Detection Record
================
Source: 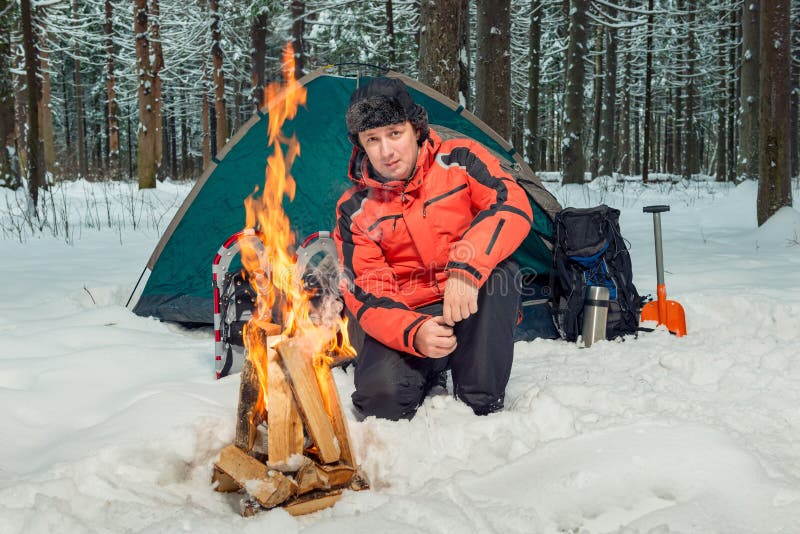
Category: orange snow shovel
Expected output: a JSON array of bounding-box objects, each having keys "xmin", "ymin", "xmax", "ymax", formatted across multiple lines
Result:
[{"xmin": 641, "ymin": 205, "xmax": 686, "ymax": 336}]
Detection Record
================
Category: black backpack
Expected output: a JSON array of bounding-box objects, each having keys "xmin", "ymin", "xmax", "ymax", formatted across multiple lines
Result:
[{"xmin": 548, "ymin": 205, "xmax": 643, "ymax": 341}]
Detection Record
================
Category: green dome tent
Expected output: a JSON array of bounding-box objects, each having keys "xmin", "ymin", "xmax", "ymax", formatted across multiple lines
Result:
[{"xmin": 127, "ymin": 68, "xmax": 561, "ymax": 324}]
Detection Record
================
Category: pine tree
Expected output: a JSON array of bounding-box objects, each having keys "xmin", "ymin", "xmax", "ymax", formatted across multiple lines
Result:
[
  {"xmin": 135, "ymin": 0, "xmax": 156, "ymax": 189},
  {"xmin": 562, "ymin": 0, "xmax": 588, "ymax": 184},
  {"xmin": 0, "ymin": 0, "xmax": 19, "ymax": 188},
  {"xmin": 418, "ymin": 0, "xmax": 463, "ymax": 100},
  {"xmin": 739, "ymin": 0, "xmax": 760, "ymax": 180},
  {"xmin": 21, "ymin": 0, "xmax": 44, "ymax": 206},
  {"xmin": 475, "ymin": 0, "xmax": 510, "ymax": 139},
  {"xmin": 210, "ymin": 0, "xmax": 227, "ymax": 154},
  {"xmin": 757, "ymin": 0, "xmax": 793, "ymax": 225}
]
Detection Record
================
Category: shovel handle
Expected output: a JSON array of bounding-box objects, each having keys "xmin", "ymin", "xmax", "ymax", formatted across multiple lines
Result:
[
  {"xmin": 643, "ymin": 205, "xmax": 669, "ymax": 287},
  {"xmin": 643, "ymin": 205, "xmax": 670, "ymax": 214}
]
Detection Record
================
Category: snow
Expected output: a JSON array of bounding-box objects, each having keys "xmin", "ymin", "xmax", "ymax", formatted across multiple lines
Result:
[{"xmin": 2, "ymin": 178, "xmax": 800, "ymax": 533}]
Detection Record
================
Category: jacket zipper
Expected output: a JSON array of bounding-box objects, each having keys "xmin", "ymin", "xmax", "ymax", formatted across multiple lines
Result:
[
  {"xmin": 367, "ymin": 214, "xmax": 402, "ymax": 233},
  {"xmin": 422, "ymin": 183, "xmax": 468, "ymax": 217}
]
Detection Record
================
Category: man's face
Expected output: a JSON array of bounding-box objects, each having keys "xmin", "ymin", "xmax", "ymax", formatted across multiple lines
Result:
[{"xmin": 357, "ymin": 121, "xmax": 420, "ymax": 181}]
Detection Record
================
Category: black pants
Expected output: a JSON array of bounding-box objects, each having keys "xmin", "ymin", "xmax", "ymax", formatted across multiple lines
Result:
[{"xmin": 352, "ymin": 260, "xmax": 521, "ymax": 420}]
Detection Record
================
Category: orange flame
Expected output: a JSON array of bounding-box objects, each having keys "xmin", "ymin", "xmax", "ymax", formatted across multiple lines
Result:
[{"xmin": 240, "ymin": 43, "xmax": 355, "ymax": 419}]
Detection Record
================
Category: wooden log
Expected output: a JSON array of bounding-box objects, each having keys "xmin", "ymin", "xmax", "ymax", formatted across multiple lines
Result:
[
  {"xmin": 247, "ymin": 472, "xmax": 296, "ymax": 509},
  {"xmin": 276, "ymin": 338, "xmax": 340, "ymax": 464},
  {"xmin": 350, "ymin": 467, "xmax": 370, "ymax": 491},
  {"xmin": 211, "ymin": 466, "xmax": 239, "ymax": 493},
  {"xmin": 214, "ymin": 444, "xmax": 296, "ymax": 508},
  {"xmin": 293, "ymin": 460, "xmax": 321, "ymax": 495},
  {"xmin": 235, "ymin": 326, "xmax": 284, "ymax": 453},
  {"xmin": 284, "ymin": 490, "xmax": 343, "ymax": 516},
  {"xmin": 295, "ymin": 461, "xmax": 356, "ymax": 496},
  {"xmin": 316, "ymin": 363, "xmax": 356, "ymax": 467},
  {"xmin": 267, "ymin": 342, "xmax": 304, "ymax": 469},
  {"xmin": 250, "ymin": 318, "xmax": 282, "ymax": 336},
  {"xmin": 234, "ymin": 351, "xmax": 261, "ymax": 452}
]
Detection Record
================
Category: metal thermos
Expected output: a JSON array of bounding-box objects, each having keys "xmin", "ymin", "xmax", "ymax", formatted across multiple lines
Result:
[{"xmin": 582, "ymin": 286, "xmax": 609, "ymax": 347}]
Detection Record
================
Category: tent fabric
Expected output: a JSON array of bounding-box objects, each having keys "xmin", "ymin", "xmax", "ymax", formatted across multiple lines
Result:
[{"xmin": 128, "ymin": 68, "xmax": 561, "ymax": 324}]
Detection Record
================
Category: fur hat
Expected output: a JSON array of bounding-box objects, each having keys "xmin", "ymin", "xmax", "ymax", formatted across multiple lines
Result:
[{"xmin": 346, "ymin": 77, "xmax": 429, "ymax": 147}]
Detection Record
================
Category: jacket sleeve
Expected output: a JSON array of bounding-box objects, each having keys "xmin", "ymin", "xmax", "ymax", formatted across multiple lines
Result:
[
  {"xmin": 444, "ymin": 140, "xmax": 533, "ymax": 287},
  {"xmin": 334, "ymin": 188, "xmax": 430, "ymax": 357}
]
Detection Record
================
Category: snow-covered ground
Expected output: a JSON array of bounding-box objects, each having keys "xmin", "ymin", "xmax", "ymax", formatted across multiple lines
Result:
[{"xmin": 1, "ymin": 177, "xmax": 799, "ymax": 533}]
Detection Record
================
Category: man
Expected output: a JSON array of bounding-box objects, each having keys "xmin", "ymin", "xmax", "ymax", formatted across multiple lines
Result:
[{"xmin": 334, "ymin": 77, "xmax": 532, "ymax": 420}]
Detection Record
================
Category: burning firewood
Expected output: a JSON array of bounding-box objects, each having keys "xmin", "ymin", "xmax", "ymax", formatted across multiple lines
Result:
[
  {"xmin": 212, "ymin": 42, "xmax": 367, "ymax": 517},
  {"xmin": 267, "ymin": 340, "xmax": 305, "ymax": 468},
  {"xmin": 276, "ymin": 338, "xmax": 341, "ymax": 464},
  {"xmin": 234, "ymin": 325, "xmax": 282, "ymax": 453},
  {"xmin": 213, "ymin": 445, "xmax": 296, "ymax": 508},
  {"xmin": 213, "ymin": 324, "xmax": 368, "ymax": 516},
  {"xmin": 234, "ymin": 354, "xmax": 261, "ymax": 453},
  {"xmin": 315, "ymin": 360, "xmax": 356, "ymax": 467}
]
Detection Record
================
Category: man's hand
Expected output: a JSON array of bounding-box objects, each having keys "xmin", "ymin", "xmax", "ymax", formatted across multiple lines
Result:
[
  {"xmin": 443, "ymin": 271, "xmax": 479, "ymax": 326},
  {"xmin": 414, "ymin": 316, "xmax": 457, "ymax": 358}
]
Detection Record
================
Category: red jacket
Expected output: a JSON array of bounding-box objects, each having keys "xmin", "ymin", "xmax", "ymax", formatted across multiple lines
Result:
[{"xmin": 334, "ymin": 128, "xmax": 532, "ymax": 356}]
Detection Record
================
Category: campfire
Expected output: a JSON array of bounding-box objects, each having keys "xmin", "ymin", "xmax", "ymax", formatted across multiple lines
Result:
[{"xmin": 211, "ymin": 44, "xmax": 366, "ymax": 517}]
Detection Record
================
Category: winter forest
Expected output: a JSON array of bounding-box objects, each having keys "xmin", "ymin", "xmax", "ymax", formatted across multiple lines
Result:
[{"xmin": 1, "ymin": 0, "xmax": 797, "ymax": 227}]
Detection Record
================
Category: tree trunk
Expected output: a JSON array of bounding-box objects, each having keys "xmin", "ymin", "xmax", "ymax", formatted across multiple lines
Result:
[
  {"xmin": 209, "ymin": 101, "xmax": 217, "ymax": 160},
  {"xmin": 37, "ymin": 27, "xmax": 55, "ymax": 181},
  {"xmin": 233, "ymin": 79, "xmax": 242, "ymax": 132},
  {"xmin": 598, "ymin": 6, "xmax": 618, "ymax": 178},
  {"xmin": 562, "ymin": 0, "xmax": 588, "ymax": 184},
  {"xmin": 71, "ymin": 0, "xmax": 88, "ymax": 179},
  {"xmin": 1, "ymin": 0, "xmax": 19, "ymax": 188},
  {"xmin": 291, "ymin": 0, "xmax": 305, "ymax": 75},
  {"xmin": 684, "ymin": 0, "xmax": 698, "ymax": 178},
  {"xmin": 419, "ymin": 0, "xmax": 463, "ymax": 101},
  {"xmin": 105, "ymin": 0, "xmax": 119, "ymax": 179},
  {"xmin": 673, "ymin": 86, "xmax": 683, "ymax": 177},
  {"xmin": 791, "ymin": 7, "xmax": 800, "ymax": 178},
  {"xmin": 457, "ymin": 0, "xmax": 470, "ymax": 108},
  {"xmin": 102, "ymin": 57, "xmax": 109, "ymax": 171},
  {"xmin": 161, "ymin": 94, "xmax": 170, "ymax": 179},
  {"xmin": 134, "ymin": 0, "xmax": 155, "ymax": 189},
  {"xmin": 250, "ymin": 10, "xmax": 267, "ymax": 110},
  {"xmin": 619, "ymin": 0, "xmax": 632, "ymax": 176},
  {"xmin": 386, "ymin": 0, "xmax": 396, "ymax": 66},
  {"xmin": 202, "ymin": 67, "xmax": 211, "ymax": 170},
  {"xmin": 654, "ymin": 113, "xmax": 661, "ymax": 173},
  {"xmin": 127, "ymin": 107, "xmax": 133, "ymax": 180},
  {"xmin": 727, "ymin": 9, "xmax": 738, "ymax": 182},
  {"xmin": 151, "ymin": 0, "xmax": 164, "ymax": 181},
  {"xmin": 739, "ymin": 0, "xmax": 760, "ymax": 180},
  {"xmin": 13, "ymin": 44, "xmax": 27, "ymax": 178},
  {"xmin": 210, "ymin": 0, "xmax": 227, "ymax": 154},
  {"xmin": 642, "ymin": 0, "xmax": 654, "ymax": 183},
  {"xmin": 716, "ymin": 22, "xmax": 727, "ymax": 182},
  {"xmin": 547, "ymin": 95, "xmax": 556, "ymax": 170},
  {"xmin": 664, "ymin": 88, "xmax": 673, "ymax": 174},
  {"xmin": 757, "ymin": 0, "xmax": 793, "ymax": 225},
  {"xmin": 475, "ymin": 0, "xmax": 510, "ymax": 139},
  {"xmin": 21, "ymin": 0, "xmax": 43, "ymax": 207},
  {"xmin": 526, "ymin": 0, "xmax": 542, "ymax": 169},
  {"xmin": 169, "ymin": 99, "xmax": 177, "ymax": 179},
  {"xmin": 180, "ymin": 90, "xmax": 189, "ymax": 178},
  {"xmin": 92, "ymin": 92, "xmax": 102, "ymax": 170},
  {"xmin": 60, "ymin": 58, "xmax": 70, "ymax": 157},
  {"xmin": 633, "ymin": 99, "xmax": 640, "ymax": 175},
  {"xmin": 590, "ymin": 24, "xmax": 603, "ymax": 179}
]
